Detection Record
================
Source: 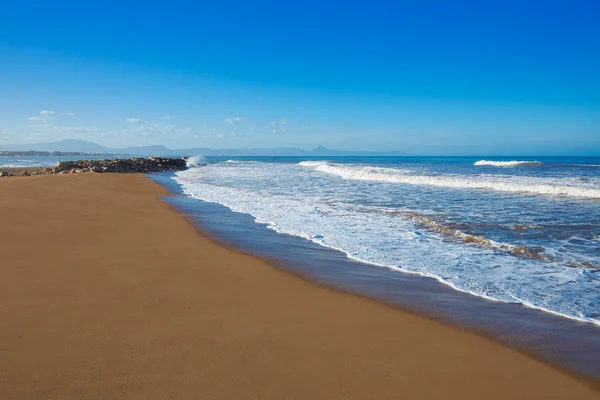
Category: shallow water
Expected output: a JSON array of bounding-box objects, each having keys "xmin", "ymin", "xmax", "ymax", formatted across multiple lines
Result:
[{"xmin": 174, "ymin": 156, "xmax": 600, "ymax": 326}]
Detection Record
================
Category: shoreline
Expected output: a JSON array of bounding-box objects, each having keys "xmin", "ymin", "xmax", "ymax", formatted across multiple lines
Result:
[
  {"xmin": 171, "ymin": 205, "xmax": 600, "ymax": 391},
  {"xmin": 1, "ymin": 173, "xmax": 598, "ymax": 399},
  {"xmin": 154, "ymin": 171, "xmax": 600, "ymax": 381}
]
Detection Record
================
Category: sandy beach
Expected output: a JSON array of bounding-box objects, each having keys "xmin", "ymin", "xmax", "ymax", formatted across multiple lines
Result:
[{"xmin": 0, "ymin": 173, "xmax": 598, "ymax": 399}]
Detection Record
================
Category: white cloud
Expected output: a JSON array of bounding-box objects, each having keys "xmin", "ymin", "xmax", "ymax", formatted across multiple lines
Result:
[
  {"xmin": 217, "ymin": 133, "xmax": 224, "ymax": 138},
  {"xmin": 163, "ymin": 115, "xmax": 171, "ymax": 120},
  {"xmin": 27, "ymin": 124, "xmax": 100, "ymax": 134},
  {"xmin": 126, "ymin": 118, "xmax": 144, "ymax": 123},
  {"xmin": 65, "ymin": 112, "xmax": 76, "ymax": 116},
  {"xmin": 231, "ymin": 131, "xmax": 239, "ymax": 137},
  {"xmin": 271, "ymin": 119, "xmax": 287, "ymax": 126},
  {"xmin": 225, "ymin": 117, "xmax": 243, "ymax": 125},
  {"xmin": 27, "ymin": 110, "xmax": 56, "ymax": 123},
  {"xmin": 18, "ymin": 123, "xmax": 102, "ymax": 143},
  {"xmin": 249, "ymin": 126, "xmax": 258, "ymax": 132},
  {"xmin": 110, "ymin": 123, "xmax": 194, "ymax": 140}
]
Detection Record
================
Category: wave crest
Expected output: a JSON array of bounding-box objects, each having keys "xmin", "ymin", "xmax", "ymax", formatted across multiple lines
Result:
[
  {"xmin": 299, "ymin": 161, "xmax": 412, "ymax": 180},
  {"xmin": 474, "ymin": 160, "xmax": 542, "ymax": 167},
  {"xmin": 299, "ymin": 162, "xmax": 600, "ymax": 199},
  {"xmin": 298, "ymin": 160, "xmax": 330, "ymax": 167},
  {"xmin": 186, "ymin": 155, "xmax": 207, "ymax": 168}
]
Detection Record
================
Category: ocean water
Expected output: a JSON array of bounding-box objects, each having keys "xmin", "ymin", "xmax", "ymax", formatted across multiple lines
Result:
[
  {"xmin": 174, "ymin": 156, "xmax": 600, "ymax": 326},
  {"xmin": 0, "ymin": 155, "xmax": 110, "ymax": 168}
]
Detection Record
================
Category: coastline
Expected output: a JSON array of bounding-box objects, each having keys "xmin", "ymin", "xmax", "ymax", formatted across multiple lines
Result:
[
  {"xmin": 154, "ymin": 170, "xmax": 600, "ymax": 380},
  {"xmin": 1, "ymin": 173, "xmax": 598, "ymax": 399}
]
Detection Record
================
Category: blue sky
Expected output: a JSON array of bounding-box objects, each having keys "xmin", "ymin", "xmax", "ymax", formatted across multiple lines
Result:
[{"xmin": 0, "ymin": 0, "xmax": 599, "ymax": 154}]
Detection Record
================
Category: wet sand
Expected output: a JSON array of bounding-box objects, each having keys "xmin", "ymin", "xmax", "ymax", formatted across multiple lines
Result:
[
  {"xmin": 0, "ymin": 166, "xmax": 48, "ymax": 176},
  {"xmin": 0, "ymin": 173, "xmax": 598, "ymax": 399}
]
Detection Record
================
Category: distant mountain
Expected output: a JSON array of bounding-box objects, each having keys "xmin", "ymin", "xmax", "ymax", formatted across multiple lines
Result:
[
  {"xmin": 0, "ymin": 140, "xmax": 404, "ymax": 157},
  {"xmin": 2, "ymin": 139, "xmax": 112, "ymax": 154},
  {"xmin": 123, "ymin": 145, "xmax": 172, "ymax": 155}
]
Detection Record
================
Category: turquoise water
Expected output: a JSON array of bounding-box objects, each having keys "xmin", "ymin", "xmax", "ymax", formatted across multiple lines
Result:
[{"xmin": 175, "ymin": 156, "xmax": 600, "ymax": 326}]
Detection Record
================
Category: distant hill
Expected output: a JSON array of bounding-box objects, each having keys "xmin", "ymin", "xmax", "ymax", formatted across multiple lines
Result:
[
  {"xmin": 0, "ymin": 140, "xmax": 404, "ymax": 157},
  {"xmin": 2, "ymin": 139, "xmax": 112, "ymax": 154}
]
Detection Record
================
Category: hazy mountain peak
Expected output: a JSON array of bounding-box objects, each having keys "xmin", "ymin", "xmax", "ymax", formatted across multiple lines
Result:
[{"xmin": 0, "ymin": 140, "xmax": 403, "ymax": 157}]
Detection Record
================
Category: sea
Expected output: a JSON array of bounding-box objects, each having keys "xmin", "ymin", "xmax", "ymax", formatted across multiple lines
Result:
[
  {"xmin": 5, "ymin": 155, "xmax": 600, "ymax": 377},
  {"xmin": 0, "ymin": 155, "xmax": 110, "ymax": 168}
]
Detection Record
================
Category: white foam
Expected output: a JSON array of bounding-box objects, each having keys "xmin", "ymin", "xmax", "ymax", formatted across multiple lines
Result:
[
  {"xmin": 474, "ymin": 160, "xmax": 542, "ymax": 167},
  {"xmin": 297, "ymin": 160, "xmax": 330, "ymax": 167},
  {"xmin": 186, "ymin": 155, "xmax": 207, "ymax": 168},
  {"xmin": 300, "ymin": 162, "xmax": 600, "ymax": 199},
  {"xmin": 172, "ymin": 161, "xmax": 600, "ymax": 326},
  {"xmin": 300, "ymin": 162, "xmax": 413, "ymax": 180}
]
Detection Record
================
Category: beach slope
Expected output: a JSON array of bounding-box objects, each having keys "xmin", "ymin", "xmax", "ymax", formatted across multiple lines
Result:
[{"xmin": 0, "ymin": 174, "xmax": 597, "ymax": 399}]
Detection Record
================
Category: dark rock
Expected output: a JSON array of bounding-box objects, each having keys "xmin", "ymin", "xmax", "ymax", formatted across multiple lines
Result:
[
  {"xmin": 0, "ymin": 157, "xmax": 188, "ymax": 178},
  {"xmin": 53, "ymin": 157, "xmax": 187, "ymax": 174}
]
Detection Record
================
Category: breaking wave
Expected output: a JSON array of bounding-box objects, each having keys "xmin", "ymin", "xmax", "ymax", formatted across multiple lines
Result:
[
  {"xmin": 298, "ymin": 161, "xmax": 412, "ymax": 180},
  {"xmin": 297, "ymin": 161, "xmax": 329, "ymax": 167},
  {"xmin": 474, "ymin": 160, "xmax": 542, "ymax": 167},
  {"xmin": 299, "ymin": 162, "xmax": 600, "ymax": 199},
  {"xmin": 186, "ymin": 155, "xmax": 207, "ymax": 168},
  {"xmin": 173, "ymin": 162, "xmax": 600, "ymax": 326}
]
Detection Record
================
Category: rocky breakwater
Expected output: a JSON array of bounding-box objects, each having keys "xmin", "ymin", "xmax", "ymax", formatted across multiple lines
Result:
[
  {"xmin": 0, "ymin": 157, "xmax": 188, "ymax": 177},
  {"xmin": 54, "ymin": 157, "xmax": 188, "ymax": 174}
]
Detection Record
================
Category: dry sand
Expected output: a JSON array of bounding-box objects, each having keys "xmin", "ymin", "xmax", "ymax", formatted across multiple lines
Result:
[{"xmin": 0, "ymin": 173, "xmax": 598, "ymax": 399}]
